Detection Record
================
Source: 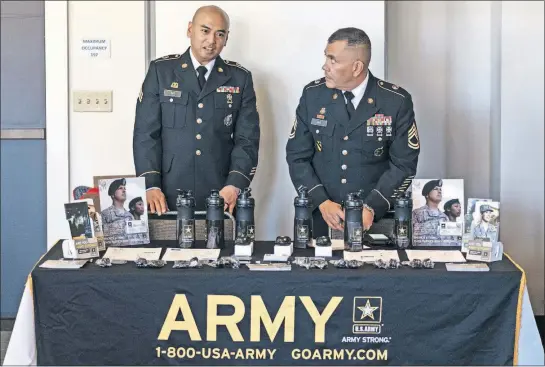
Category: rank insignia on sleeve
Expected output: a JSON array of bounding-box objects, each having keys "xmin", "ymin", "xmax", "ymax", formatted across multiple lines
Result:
[
  {"xmin": 289, "ymin": 118, "xmax": 298, "ymax": 139},
  {"xmin": 408, "ymin": 121, "xmax": 420, "ymax": 150}
]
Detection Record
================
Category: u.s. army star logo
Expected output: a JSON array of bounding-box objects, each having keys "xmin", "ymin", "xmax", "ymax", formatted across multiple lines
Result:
[
  {"xmin": 408, "ymin": 121, "xmax": 420, "ymax": 150},
  {"xmin": 352, "ymin": 297, "xmax": 383, "ymax": 335},
  {"xmin": 353, "ymin": 297, "xmax": 382, "ymax": 324},
  {"xmin": 289, "ymin": 118, "xmax": 298, "ymax": 139}
]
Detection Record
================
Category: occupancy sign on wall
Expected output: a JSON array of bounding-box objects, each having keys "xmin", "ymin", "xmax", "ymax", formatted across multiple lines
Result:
[{"xmin": 80, "ymin": 38, "xmax": 110, "ymax": 58}]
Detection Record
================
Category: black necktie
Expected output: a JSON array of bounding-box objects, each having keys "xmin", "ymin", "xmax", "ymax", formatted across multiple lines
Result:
[
  {"xmin": 197, "ymin": 66, "xmax": 207, "ymax": 90},
  {"xmin": 344, "ymin": 91, "xmax": 356, "ymax": 118}
]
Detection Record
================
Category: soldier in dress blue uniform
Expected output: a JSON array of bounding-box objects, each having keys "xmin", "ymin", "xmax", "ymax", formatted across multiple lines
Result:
[
  {"xmin": 133, "ymin": 5, "xmax": 260, "ymax": 214},
  {"xmin": 286, "ymin": 28, "xmax": 420, "ymax": 237},
  {"xmin": 472, "ymin": 204, "xmax": 498, "ymax": 242}
]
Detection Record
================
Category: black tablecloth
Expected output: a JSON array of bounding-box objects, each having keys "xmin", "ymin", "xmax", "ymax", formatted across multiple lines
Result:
[{"xmin": 32, "ymin": 240, "xmax": 523, "ymax": 365}]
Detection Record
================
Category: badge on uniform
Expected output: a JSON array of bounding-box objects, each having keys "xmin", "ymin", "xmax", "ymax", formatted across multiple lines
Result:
[
  {"xmin": 170, "ymin": 82, "xmax": 179, "ymax": 89},
  {"xmin": 226, "ymin": 93, "xmax": 233, "ymax": 108},
  {"xmin": 376, "ymin": 126, "xmax": 383, "ymax": 137},
  {"xmin": 367, "ymin": 126, "xmax": 374, "ymax": 136},
  {"xmin": 164, "ymin": 89, "xmax": 182, "ymax": 98},
  {"xmin": 224, "ymin": 114, "xmax": 233, "ymax": 127},
  {"xmin": 316, "ymin": 141, "xmax": 322, "ymax": 152},
  {"xmin": 367, "ymin": 114, "xmax": 393, "ymax": 126},
  {"xmin": 216, "ymin": 86, "xmax": 240, "ymax": 93},
  {"xmin": 386, "ymin": 126, "xmax": 392, "ymax": 137},
  {"xmin": 374, "ymin": 147, "xmax": 384, "ymax": 157},
  {"xmin": 311, "ymin": 118, "xmax": 327, "ymax": 127}
]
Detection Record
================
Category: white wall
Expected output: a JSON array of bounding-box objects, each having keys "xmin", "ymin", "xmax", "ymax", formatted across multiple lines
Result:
[
  {"xmin": 155, "ymin": 0, "xmax": 385, "ymax": 241},
  {"xmin": 45, "ymin": 0, "xmax": 70, "ymax": 247},
  {"xmin": 388, "ymin": 0, "xmax": 544, "ymax": 314},
  {"xmin": 68, "ymin": 1, "xmax": 146, "ymax": 191},
  {"xmin": 500, "ymin": 1, "xmax": 544, "ymax": 315}
]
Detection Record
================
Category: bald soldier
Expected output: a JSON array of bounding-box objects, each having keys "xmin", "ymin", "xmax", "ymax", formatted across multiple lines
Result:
[
  {"xmin": 286, "ymin": 28, "xmax": 420, "ymax": 237},
  {"xmin": 133, "ymin": 5, "xmax": 260, "ymax": 214}
]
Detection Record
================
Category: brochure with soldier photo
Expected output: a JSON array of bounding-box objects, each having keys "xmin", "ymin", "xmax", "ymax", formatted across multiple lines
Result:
[
  {"xmin": 470, "ymin": 201, "xmax": 500, "ymax": 242},
  {"xmin": 64, "ymin": 201, "xmax": 94, "ymax": 239},
  {"xmin": 98, "ymin": 177, "xmax": 150, "ymax": 246},
  {"xmin": 465, "ymin": 198, "xmax": 492, "ymax": 234},
  {"xmin": 411, "ymin": 179, "xmax": 464, "ymax": 247}
]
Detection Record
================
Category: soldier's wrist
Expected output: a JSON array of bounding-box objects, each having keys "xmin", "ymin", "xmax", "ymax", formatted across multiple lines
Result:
[{"xmin": 363, "ymin": 204, "xmax": 375, "ymax": 218}]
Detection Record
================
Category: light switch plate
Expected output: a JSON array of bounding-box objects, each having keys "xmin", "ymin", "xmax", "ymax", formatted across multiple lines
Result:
[{"xmin": 73, "ymin": 90, "xmax": 113, "ymax": 112}]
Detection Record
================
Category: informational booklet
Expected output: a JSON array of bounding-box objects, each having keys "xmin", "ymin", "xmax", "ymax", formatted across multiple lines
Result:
[
  {"xmin": 98, "ymin": 177, "xmax": 150, "ymax": 247},
  {"xmin": 103, "ymin": 247, "xmax": 161, "ymax": 261},
  {"xmin": 64, "ymin": 200, "xmax": 94, "ymax": 239},
  {"xmin": 246, "ymin": 264, "xmax": 291, "ymax": 271},
  {"xmin": 470, "ymin": 201, "xmax": 500, "ymax": 242},
  {"xmin": 446, "ymin": 263, "xmax": 489, "ymax": 272},
  {"xmin": 162, "ymin": 248, "xmax": 220, "ymax": 262},
  {"xmin": 405, "ymin": 250, "xmax": 466, "ymax": 263},
  {"xmin": 466, "ymin": 198, "xmax": 492, "ymax": 234},
  {"xmin": 411, "ymin": 179, "xmax": 464, "ymax": 247},
  {"xmin": 39, "ymin": 259, "xmax": 88, "ymax": 269},
  {"xmin": 343, "ymin": 250, "xmax": 400, "ymax": 262}
]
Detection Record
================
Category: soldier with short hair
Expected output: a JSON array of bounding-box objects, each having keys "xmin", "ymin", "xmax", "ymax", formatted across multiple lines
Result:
[{"xmin": 285, "ymin": 27, "xmax": 420, "ymax": 237}]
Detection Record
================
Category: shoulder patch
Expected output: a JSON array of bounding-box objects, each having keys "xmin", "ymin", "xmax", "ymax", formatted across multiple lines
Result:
[
  {"xmin": 224, "ymin": 59, "xmax": 249, "ymax": 73},
  {"xmin": 154, "ymin": 54, "xmax": 181, "ymax": 63},
  {"xmin": 304, "ymin": 77, "xmax": 326, "ymax": 90},
  {"xmin": 377, "ymin": 80, "xmax": 408, "ymax": 98}
]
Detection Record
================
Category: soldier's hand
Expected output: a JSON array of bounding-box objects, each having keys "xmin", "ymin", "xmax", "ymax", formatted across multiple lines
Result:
[
  {"xmin": 146, "ymin": 188, "xmax": 168, "ymax": 215},
  {"xmin": 362, "ymin": 206, "xmax": 374, "ymax": 231},
  {"xmin": 219, "ymin": 185, "xmax": 239, "ymax": 214},
  {"xmin": 319, "ymin": 200, "xmax": 344, "ymax": 231}
]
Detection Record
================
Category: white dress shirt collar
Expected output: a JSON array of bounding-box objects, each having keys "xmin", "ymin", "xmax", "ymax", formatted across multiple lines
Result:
[
  {"xmin": 343, "ymin": 71, "xmax": 370, "ymax": 109},
  {"xmin": 189, "ymin": 47, "xmax": 216, "ymax": 80}
]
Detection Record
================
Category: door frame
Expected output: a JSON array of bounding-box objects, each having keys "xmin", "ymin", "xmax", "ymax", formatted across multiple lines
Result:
[{"xmin": 45, "ymin": 0, "xmax": 70, "ymax": 249}]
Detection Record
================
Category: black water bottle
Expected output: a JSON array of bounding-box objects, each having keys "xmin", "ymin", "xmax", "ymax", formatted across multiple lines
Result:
[
  {"xmin": 344, "ymin": 191, "xmax": 364, "ymax": 252},
  {"xmin": 176, "ymin": 189, "xmax": 195, "ymax": 248},
  {"xmin": 205, "ymin": 189, "xmax": 225, "ymax": 249},
  {"xmin": 294, "ymin": 186, "xmax": 313, "ymax": 249},
  {"xmin": 236, "ymin": 188, "xmax": 255, "ymax": 240},
  {"xmin": 394, "ymin": 191, "xmax": 412, "ymax": 249}
]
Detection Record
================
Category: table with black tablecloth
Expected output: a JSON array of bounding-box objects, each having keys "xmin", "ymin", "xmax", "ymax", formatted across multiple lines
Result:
[{"xmin": 31, "ymin": 240, "xmax": 527, "ymax": 366}]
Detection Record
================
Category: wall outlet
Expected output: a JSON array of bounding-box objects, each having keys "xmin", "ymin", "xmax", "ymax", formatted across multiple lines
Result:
[{"xmin": 73, "ymin": 90, "xmax": 113, "ymax": 112}]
